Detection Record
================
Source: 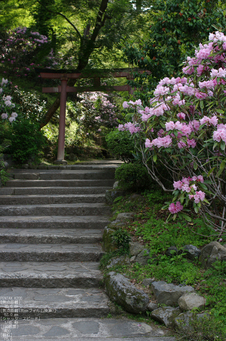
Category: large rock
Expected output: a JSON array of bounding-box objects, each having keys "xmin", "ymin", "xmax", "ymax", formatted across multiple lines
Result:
[
  {"xmin": 105, "ymin": 272, "xmax": 149, "ymax": 314},
  {"xmin": 136, "ymin": 248, "xmax": 151, "ymax": 265},
  {"xmin": 130, "ymin": 242, "xmax": 144, "ymax": 256},
  {"xmin": 199, "ymin": 241, "xmax": 226, "ymax": 268},
  {"xmin": 116, "ymin": 212, "xmax": 134, "ymax": 222},
  {"xmin": 105, "ymin": 189, "xmax": 125, "ymax": 204},
  {"xmin": 175, "ymin": 311, "xmax": 210, "ymax": 333},
  {"xmin": 151, "ymin": 281, "xmax": 194, "ymax": 306},
  {"xmin": 106, "ymin": 255, "xmax": 130, "ymax": 269},
  {"xmin": 182, "ymin": 245, "xmax": 201, "ymax": 260},
  {"xmin": 151, "ymin": 306, "xmax": 181, "ymax": 327},
  {"xmin": 102, "ymin": 227, "xmax": 118, "ymax": 252},
  {"xmin": 178, "ymin": 293, "xmax": 206, "ymax": 311}
]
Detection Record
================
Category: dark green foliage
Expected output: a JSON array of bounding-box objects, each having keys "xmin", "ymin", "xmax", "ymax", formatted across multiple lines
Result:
[
  {"xmin": 105, "ymin": 129, "xmax": 135, "ymax": 162},
  {"xmin": 7, "ymin": 119, "xmax": 46, "ymax": 164},
  {"xmin": 124, "ymin": 0, "xmax": 226, "ymax": 96},
  {"xmin": 115, "ymin": 163, "xmax": 151, "ymax": 192},
  {"xmin": 112, "ymin": 228, "xmax": 131, "ymax": 252}
]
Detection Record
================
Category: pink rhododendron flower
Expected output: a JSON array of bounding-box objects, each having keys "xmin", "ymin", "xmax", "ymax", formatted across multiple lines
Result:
[
  {"xmin": 173, "ymin": 180, "xmax": 183, "ymax": 190},
  {"xmin": 1, "ymin": 113, "xmax": 8, "ymax": 119},
  {"xmin": 145, "ymin": 138, "xmax": 152, "ymax": 148},
  {"xmin": 8, "ymin": 116, "xmax": 16, "ymax": 122},
  {"xmin": 118, "ymin": 124, "xmax": 125, "ymax": 131},
  {"xmin": 177, "ymin": 112, "xmax": 186, "ymax": 120},
  {"xmin": 165, "ymin": 121, "xmax": 175, "ymax": 131},
  {"xmin": 187, "ymin": 139, "xmax": 196, "ymax": 148},
  {"xmin": 122, "ymin": 101, "xmax": 129, "ymax": 109},
  {"xmin": 150, "ymin": 135, "xmax": 172, "ymax": 148},
  {"xmin": 169, "ymin": 201, "xmax": 183, "ymax": 214},
  {"xmin": 213, "ymin": 128, "xmax": 226, "ymax": 143}
]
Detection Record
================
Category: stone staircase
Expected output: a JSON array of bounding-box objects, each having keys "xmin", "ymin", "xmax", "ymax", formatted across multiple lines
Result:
[{"xmin": 0, "ymin": 162, "xmax": 176, "ymax": 341}]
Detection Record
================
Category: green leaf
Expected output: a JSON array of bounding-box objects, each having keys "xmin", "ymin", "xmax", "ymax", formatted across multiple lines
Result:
[
  {"xmin": 207, "ymin": 167, "xmax": 215, "ymax": 177},
  {"xmin": 216, "ymin": 109, "xmax": 225, "ymax": 114},
  {"xmin": 216, "ymin": 161, "xmax": 226, "ymax": 178},
  {"xmin": 193, "ymin": 162, "xmax": 198, "ymax": 170},
  {"xmin": 181, "ymin": 213, "xmax": 192, "ymax": 222},
  {"xmin": 194, "ymin": 206, "xmax": 199, "ymax": 214},
  {"xmin": 200, "ymin": 101, "xmax": 204, "ymax": 110},
  {"xmin": 153, "ymin": 154, "xmax": 157, "ymax": 163}
]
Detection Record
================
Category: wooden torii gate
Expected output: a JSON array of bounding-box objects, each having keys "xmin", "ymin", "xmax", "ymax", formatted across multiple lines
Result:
[{"xmin": 40, "ymin": 68, "xmax": 150, "ymax": 163}]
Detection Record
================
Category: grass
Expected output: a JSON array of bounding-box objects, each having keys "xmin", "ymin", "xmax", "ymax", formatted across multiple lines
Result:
[{"xmin": 102, "ymin": 188, "xmax": 226, "ymax": 340}]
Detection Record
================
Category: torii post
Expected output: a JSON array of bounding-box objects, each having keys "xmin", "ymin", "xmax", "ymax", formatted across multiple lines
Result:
[{"xmin": 40, "ymin": 69, "xmax": 150, "ymax": 163}]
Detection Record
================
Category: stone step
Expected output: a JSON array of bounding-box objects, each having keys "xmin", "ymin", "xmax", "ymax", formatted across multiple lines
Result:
[
  {"xmin": 0, "ymin": 243, "xmax": 104, "ymax": 262},
  {"xmin": 5, "ymin": 179, "xmax": 115, "ymax": 187},
  {"xmin": 0, "ymin": 318, "xmax": 176, "ymax": 340},
  {"xmin": 0, "ymin": 216, "xmax": 109, "ymax": 229},
  {"xmin": 0, "ymin": 194, "xmax": 106, "ymax": 205},
  {"xmin": 0, "ymin": 287, "xmax": 110, "ymax": 319},
  {"xmin": 11, "ymin": 170, "xmax": 115, "ymax": 180},
  {"xmin": 0, "ymin": 262, "xmax": 102, "ymax": 288},
  {"xmin": 0, "ymin": 186, "xmax": 111, "ymax": 195},
  {"xmin": 0, "ymin": 228, "xmax": 103, "ymax": 244},
  {"xmin": 0, "ymin": 203, "xmax": 111, "ymax": 216}
]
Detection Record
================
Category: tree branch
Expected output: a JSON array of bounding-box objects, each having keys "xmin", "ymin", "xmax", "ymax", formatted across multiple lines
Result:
[{"xmin": 36, "ymin": 0, "xmax": 82, "ymax": 40}]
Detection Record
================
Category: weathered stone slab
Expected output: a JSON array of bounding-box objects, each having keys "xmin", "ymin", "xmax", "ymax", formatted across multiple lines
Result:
[
  {"xmin": 151, "ymin": 281, "xmax": 194, "ymax": 306},
  {"xmin": 0, "ymin": 318, "xmax": 176, "ymax": 341},
  {"xmin": 0, "ymin": 243, "xmax": 104, "ymax": 262},
  {"xmin": 0, "ymin": 228, "xmax": 103, "ymax": 244},
  {"xmin": 6, "ymin": 179, "xmax": 115, "ymax": 187},
  {"xmin": 0, "ymin": 203, "xmax": 111, "ymax": 216},
  {"xmin": 0, "ymin": 216, "xmax": 109, "ymax": 229},
  {"xmin": 0, "ymin": 194, "xmax": 106, "ymax": 205},
  {"xmin": 105, "ymin": 272, "xmax": 149, "ymax": 314},
  {"xmin": 0, "ymin": 261, "xmax": 102, "ymax": 288},
  {"xmin": 0, "ymin": 287, "xmax": 110, "ymax": 319}
]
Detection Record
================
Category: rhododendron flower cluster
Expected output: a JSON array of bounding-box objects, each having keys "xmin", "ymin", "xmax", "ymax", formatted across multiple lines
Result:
[
  {"xmin": 0, "ymin": 78, "xmax": 18, "ymax": 123},
  {"xmin": 119, "ymin": 31, "xmax": 226, "ymax": 234}
]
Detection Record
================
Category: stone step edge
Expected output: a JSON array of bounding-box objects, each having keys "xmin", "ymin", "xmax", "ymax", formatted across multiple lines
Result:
[{"xmin": 0, "ymin": 228, "xmax": 103, "ymax": 244}]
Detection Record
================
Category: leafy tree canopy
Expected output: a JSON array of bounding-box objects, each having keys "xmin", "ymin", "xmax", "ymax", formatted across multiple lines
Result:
[{"xmin": 123, "ymin": 0, "xmax": 226, "ymax": 101}]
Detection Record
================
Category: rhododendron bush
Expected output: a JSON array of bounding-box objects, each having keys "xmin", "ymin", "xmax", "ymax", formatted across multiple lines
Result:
[{"xmin": 120, "ymin": 31, "xmax": 226, "ymax": 236}]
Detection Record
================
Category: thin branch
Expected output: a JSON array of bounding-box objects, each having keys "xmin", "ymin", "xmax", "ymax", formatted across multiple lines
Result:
[{"xmin": 36, "ymin": 0, "xmax": 82, "ymax": 40}]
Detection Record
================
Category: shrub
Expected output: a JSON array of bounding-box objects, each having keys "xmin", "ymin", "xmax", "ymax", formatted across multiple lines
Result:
[
  {"xmin": 119, "ymin": 31, "xmax": 226, "ymax": 236},
  {"xmin": 7, "ymin": 119, "xmax": 46, "ymax": 164},
  {"xmin": 115, "ymin": 163, "xmax": 151, "ymax": 192},
  {"xmin": 105, "ymin": 129, "xmax": 135, "ymax": 162}
]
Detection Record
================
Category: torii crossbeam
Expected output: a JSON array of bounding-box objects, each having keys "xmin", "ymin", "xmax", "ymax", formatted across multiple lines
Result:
[{"xmin": 40, "ymin": 68, "xmax": 150, "ymax": 163}]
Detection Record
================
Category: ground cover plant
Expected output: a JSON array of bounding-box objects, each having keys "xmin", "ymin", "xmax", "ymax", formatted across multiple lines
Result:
[{"xmin": 102, "ymin": 190, "xmax": 226, "ymax": 340}]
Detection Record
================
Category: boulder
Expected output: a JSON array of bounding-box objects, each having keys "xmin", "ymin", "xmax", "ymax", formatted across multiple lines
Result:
[
  {"xmin": 142, "ymin": 278, "xmax": 155, "ymax": 287},
  {"xmin": 174, "ymin": 312, "xmax": 193, "ymax": 332},
  {"xmin": 105, "ymin": 272, "xmax": 149, "ymax": 314},
  {"xmin": 151, "ymin": 281, "xmax": 194, "ymax": 306},
  {"xmin": 147, "ymin": 302, "xmax": 158, "ymax": 311},
  {"xmin": 166, "ymin": 246, "xmax": 178, "ymax": 257},
  {"xmin": 199, "ymin": 241, "xmax": 226, "ymax": 268},
  {"xmin": 182, "ymin": 245, "xmax": 201, "ymax": 260},
  {"xmin": 105, "ymin": 189, "xmax": 125, "ymax": 204},
  {"xmin": 175, "ymin": 311, "xmax": 210, "ymax": 333},
  {"xmin": 130, "ymin": 242, "xmax": 145, "ymax": 256},
  {"xmin": 151, "ymin": 306, "xmax": 181, "ymax": 327},
  {"xmin": 136, "ymin": 248, "xmax": 151, "ymax": 265},
  {"xmin": 102, "ymin": 227, "xmax": 118, "ymax": 252},
  {"xmin": 178, "ymin": 292, "xmax": 206, "ymax": 311},
  {"xmin": 106, "ymin": 255, "xmax": 130, "ymax": 269},
  {"xmin": 116, "ymin": 212, "xmax": 134, "ymax": 222}
]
